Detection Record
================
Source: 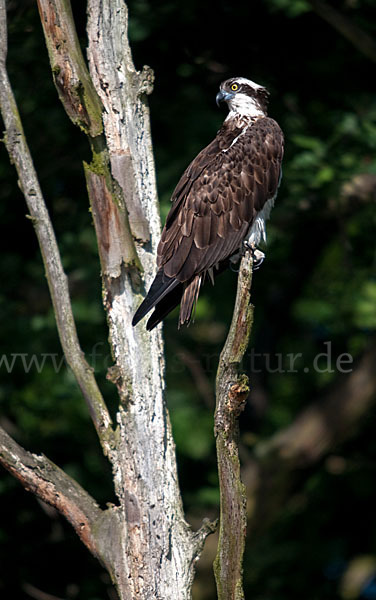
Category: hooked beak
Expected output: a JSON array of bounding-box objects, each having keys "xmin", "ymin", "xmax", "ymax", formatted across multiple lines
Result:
[{"xmin": 216, "ymin": 90, "xmax": 235, "ymax": 107}]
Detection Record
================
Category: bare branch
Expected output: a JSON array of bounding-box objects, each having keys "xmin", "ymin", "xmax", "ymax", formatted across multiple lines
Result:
[
  {"xmin": 36, "ymin": 0, "xmax": 103, "ymax": 136},
  {"xmin": 23, "ymin": 583, "xmax": 66, "ymax": 600},
  {"xmin": 214, "ymin": 251, "xmax": 254, "ymax": 600},
  {"xmin": 0, "ymin": 422, "xmax": 123, "ymax": 579},
  {"xmin": 0, "ymin": 0, "xmax": 114, "ymax": 454},
  {"xmin": 1, "ymin": 2, "xmax": 214, "ymax": 597},
  {"xmin": 0, "ymin": 424, "xmax": 104, "ymax": 559},
  {"xmin": 308, "ymin": 0, "xmax": 376, "ymax": 64}
]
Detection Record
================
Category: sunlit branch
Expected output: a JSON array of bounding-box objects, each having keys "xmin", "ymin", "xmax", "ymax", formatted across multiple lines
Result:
[{"xmin": 214, "ymin": 251, "xmax": 254, "ymax": 600}]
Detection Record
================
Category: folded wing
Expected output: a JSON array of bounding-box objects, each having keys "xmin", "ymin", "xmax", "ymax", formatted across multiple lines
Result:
[{"xmin": 132, "ymin": 117, "xmax": 284, "ymax": 329}]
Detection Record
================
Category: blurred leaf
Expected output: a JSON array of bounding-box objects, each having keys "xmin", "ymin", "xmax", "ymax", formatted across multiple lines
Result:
[
  {"xmin": 170, "ymin": 401, "xmax": 213, "ymax": 460},
  {"xmin": 353, "ymin": 281, "xmax": 376, "ymax": 329}
]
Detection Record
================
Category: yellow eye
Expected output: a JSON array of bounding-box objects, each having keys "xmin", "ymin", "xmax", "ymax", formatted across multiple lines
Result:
[{"xmin": 231, "ymin": 83, "xmax": 239, "ymax": 91}]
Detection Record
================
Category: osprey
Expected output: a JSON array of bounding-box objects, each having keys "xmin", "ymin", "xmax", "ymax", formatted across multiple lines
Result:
[{"xmin": 132, "ymin": 77, "xmax": 284, "ymax": 330}]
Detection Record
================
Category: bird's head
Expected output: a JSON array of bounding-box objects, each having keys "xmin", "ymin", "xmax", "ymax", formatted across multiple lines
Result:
[{"xmin": 216, "ymin": 77, "xmax": 270, "ymax": 118}]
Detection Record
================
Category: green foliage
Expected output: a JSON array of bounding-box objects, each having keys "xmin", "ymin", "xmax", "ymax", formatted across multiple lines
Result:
[
  {"xmin": 354, "ymin": 282, "xmax": 376, "ymax": 329},
  {"xmin": 265, "ymin": 0, "xmax": 311, "ymax": 17},
  {"xmin": 171, "ymin": 396, "xmax": 214, "ymax": 460}
]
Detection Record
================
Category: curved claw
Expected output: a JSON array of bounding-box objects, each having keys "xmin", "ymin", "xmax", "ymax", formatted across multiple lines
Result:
[
  {"xmin": 242, "ymin": 241, "xmax": 265, "ymax": 270},
  {"xmin": 252, "ymin": 248, "xmax": 265, "ymax": 270}
]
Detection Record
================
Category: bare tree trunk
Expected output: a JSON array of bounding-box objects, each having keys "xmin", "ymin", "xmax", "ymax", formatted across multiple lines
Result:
[
  {"xmin": 83, "ymin": 3, "xmax": 213, "ymax": 596},
  {"xmin": 82, "ymin": 3, "xmax": 209, "ymax": 594}
]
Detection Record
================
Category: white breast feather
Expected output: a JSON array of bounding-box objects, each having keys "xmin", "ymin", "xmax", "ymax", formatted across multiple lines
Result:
[{"xmin": 247, "ymin": 196, "xmax": 276, "ymax": 246}]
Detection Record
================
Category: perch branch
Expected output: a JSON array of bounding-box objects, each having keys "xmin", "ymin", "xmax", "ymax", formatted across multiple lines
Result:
[
  {"xmin": 214, "ymin": 251, "xmax": 255, "ymax": 600},
  {"xmin": 0, "ymin": 0, "xmax": 114, "ymax": 454}
]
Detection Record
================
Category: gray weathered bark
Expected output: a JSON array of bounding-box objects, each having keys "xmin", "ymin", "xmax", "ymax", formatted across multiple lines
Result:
[
  {"xmin": 83, "ymin": 3, "xmax": 212, "ymax": 597},
  {"xmin": 214, "ymin": 251, "xmax": 254, "ymax": 600}
]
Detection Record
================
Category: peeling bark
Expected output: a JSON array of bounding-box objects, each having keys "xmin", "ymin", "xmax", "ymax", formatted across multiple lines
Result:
[
  {"xmin": 84, "ymin": 165, "xmax": 139, "ymax": 278},
  {"xmin": 86, "ymin": 1, "xmax": 151, "ymax": 244},
  {"xmin": 36, "ymin": 0, "xmax": 103, "ymax": 135}
]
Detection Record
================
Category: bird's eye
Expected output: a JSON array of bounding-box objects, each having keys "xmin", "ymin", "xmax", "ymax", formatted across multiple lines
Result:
[{"xmin": 231, "ymin": 83, "xmax": 239, "ymax": 91}]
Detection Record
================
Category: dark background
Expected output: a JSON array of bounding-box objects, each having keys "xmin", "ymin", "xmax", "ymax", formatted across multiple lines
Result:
[{"xmin": 1, "ymin": 0, "xmax": 376, "ymax": 598}]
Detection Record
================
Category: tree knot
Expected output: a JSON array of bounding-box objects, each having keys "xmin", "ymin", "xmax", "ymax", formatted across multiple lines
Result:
[
  {"xmin": 138, "ymin": 65, "xmax": 154, "ymax": 96},
  {"xmin": 227, "ymin": 375, "xmax": 249, "ymax": 416}
]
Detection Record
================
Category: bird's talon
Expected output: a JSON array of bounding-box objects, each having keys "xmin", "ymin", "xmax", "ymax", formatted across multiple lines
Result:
[
  {"xmin": 252, "ymin": 249, "xmax": 265, "ymax": 270},
  {"xmin": 242, "ymin": 240, "xmax": 253, "ymax": 256}
]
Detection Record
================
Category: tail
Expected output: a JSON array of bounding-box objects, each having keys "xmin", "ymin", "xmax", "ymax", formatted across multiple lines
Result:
[
  {"xmin": 178, "ymin": 275, "xmax": 202, "ymax": 328},
  {"xmin": 132, "ymin": 270, "xmax": 180, "ymax": 327},
  {"xmin": 132, "ymin": 271, "xmax": 203, "ymax": 331},
  {"xmin": 145, "ymin": 282, "xmax": 184, "ymax": 330}
]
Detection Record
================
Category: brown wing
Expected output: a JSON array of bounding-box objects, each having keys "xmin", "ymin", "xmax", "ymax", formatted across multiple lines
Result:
[{"xmin": 157, "ymin": 117, "xmax": 284, "ymax": 282}]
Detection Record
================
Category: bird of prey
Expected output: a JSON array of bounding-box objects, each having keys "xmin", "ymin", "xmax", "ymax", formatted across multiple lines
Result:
[{"xmin": 132, "ymin": 76, "xmax": 284, "ymax": 331}]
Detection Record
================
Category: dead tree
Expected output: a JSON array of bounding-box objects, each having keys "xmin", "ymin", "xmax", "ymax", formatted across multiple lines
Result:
[{"xmin": 0, "ymin": 1, "xmax": 251, "ymax": 598}]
